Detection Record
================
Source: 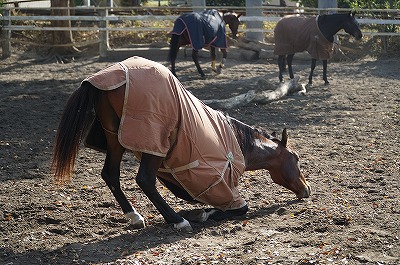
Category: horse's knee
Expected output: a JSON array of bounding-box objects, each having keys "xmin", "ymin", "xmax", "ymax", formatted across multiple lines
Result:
[{"xmin": 209, "ymin": 204, "xmax": 249, "ymax": 222}]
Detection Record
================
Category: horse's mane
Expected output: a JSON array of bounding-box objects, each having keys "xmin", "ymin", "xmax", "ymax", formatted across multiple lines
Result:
[{"xmin": 226, "ymin": 115, "xmax": 278, "ymax": 152}]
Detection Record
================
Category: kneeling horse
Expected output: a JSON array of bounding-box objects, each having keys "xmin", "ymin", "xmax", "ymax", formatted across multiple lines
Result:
[{"xmin": 52, "ymin": 56, "xmax": 311, "ymax": 232}]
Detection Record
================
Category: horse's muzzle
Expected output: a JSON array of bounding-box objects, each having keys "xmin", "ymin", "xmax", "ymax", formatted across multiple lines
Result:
[
  {"xmin": 297, "ymin": 183, "xmax": 311, "ymax": 199},
  {"xmin": 355, "ymin": 32, "xmax": 363, "ymax": 40}
]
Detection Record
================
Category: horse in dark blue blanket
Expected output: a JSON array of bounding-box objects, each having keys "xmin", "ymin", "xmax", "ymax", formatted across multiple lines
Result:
[{"xmin": 169, "ymin": 9, "xmax": 241, "ymax": 77}]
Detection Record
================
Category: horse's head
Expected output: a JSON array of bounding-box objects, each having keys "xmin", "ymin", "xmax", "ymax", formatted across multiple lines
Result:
[
  {"xmin": 223, "ymin": 12, "xmax": 242, "ymax": 39},
  {"xmin": 343, "ymin": 11, "xmax": 363, "ymax": 40},
  {"xmin": 268, "ymin": 129, "xmax": 311, "ymax": 199}
]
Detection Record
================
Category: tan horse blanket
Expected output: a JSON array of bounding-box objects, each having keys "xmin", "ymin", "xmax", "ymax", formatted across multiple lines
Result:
[
  {"xmin": 274, "ymin": 16, "xmax": 335, "ymax": 60},
  {"xmin": 83, "ymin": 56, "xmax": 246, "ymax": 211}
]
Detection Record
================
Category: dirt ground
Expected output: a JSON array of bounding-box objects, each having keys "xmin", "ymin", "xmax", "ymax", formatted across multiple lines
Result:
[{"xmin": 0, "ymin": 48, "xmax": 399, "ymax": 265}]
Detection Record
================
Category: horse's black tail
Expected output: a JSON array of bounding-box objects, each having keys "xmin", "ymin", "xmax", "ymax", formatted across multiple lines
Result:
[{"xmin": 52, "ymin": 82, "xmax": 97, "ymax": 183}]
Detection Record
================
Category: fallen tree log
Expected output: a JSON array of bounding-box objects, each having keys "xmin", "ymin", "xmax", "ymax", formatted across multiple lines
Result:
[{"xmin": 203, "ymin": 77, "xmax": 306, "ymax": 110}]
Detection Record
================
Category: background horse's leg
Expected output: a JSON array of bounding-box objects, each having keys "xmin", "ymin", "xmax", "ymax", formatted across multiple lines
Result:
[
  {"xmin": 136, "ymin": 153, "xmax": 192, "ymax": 231},
  {"xmin": 218, "ymin": 48, "xmax": 227, "ymax": 74},
  {"xmin": 168, "ymin": 34, "xmax": 180, "ymax": 77},
  {"xmin": 286, "ymin": 54, "xmax": 295, "ymax": 79},
  {"xmin": 308, "ymin": 58, "xmax": 317, "ymax": 86},
  {"xmin": 191, "ymin": 49, "xmax": 205, "ymax": 77},
  {"xmin": 322, "ymin": 59, "xmax": 329, "ymax": 85},
  {"xmin": 210, "ymin": 46, "xmax": 217, "ymax": 72},
  {"xmin": 96, "ymin": 91, "xmax": 145, "ymax": 228},
  {"xmin": 277, "ymin": 55, "xmax": 285, "ymax": 82}
]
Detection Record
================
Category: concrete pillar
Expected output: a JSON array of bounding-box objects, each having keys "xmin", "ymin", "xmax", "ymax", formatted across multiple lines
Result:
[
  {"xmin": 318, "ymin": 0, "xmax": 337, "ymax": 14},
  {"xmin": 192, "ymin": 0, "xmax": 206, "ymax": 13},
  {"xmin": 1, "ymin": 9, "xmax": 11, "ymax": 58},
  {"xmin": 246, "ymin": 0, "xmax": 263, "ymax": 42},
  {"xmin": 99, "ymin": 8, "xmax": 109, "ymax": 57}
]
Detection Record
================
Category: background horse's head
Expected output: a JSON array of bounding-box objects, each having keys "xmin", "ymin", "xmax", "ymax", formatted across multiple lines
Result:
[
  {"xmin": 268, "ymin": 129, "xmax": 311, "ymax": 199},
  {"xmin": 223, "ymin": 12, "xmax": 242, "ymax": 39},
  {"xmin": 343, "ymin": 11, "xmax": 363, "ymax": 40}
]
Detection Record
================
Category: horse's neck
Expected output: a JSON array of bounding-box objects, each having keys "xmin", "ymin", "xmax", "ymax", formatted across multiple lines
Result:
[
  {"xmin": 223, "ymin": 14, "xmax": 232, "ymax": 25},
  {"xmin": 318, "ymin": 14, "xmax": 345, "ymax": 42},
  {"xmin": 228, "ymin": 117, "xmax": 279, "ymax": 171}
]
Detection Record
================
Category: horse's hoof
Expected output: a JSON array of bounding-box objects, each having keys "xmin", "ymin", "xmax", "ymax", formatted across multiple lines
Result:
[
  {"xmin": 306, "ymin": 83, "xmax": 313, "ymax": 89},
  {"xmin": 216, "ymin": 66, "xmax": 222, "ymax": 74},
  {"xmin": 125, "ymin": 211, "xmax": 146, "ymax": 229},
  {"xmin": 173, "ymin": 218, "xmax": 193, "ymax": 232},
  {"xmin": 324, "ymin": 81, "xmax": 330, "ymax": 86}
]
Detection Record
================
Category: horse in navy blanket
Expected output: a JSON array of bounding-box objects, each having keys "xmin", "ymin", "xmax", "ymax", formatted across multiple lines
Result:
[{"xmin": 169, "ymin": 9, "xmax": 233, "ymax": 77}]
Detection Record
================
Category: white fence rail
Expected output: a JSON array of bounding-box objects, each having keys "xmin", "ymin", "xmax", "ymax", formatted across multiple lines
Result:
[{"xmin": 1, "ymin": 6, "xmax": 399, "ymax": 58}]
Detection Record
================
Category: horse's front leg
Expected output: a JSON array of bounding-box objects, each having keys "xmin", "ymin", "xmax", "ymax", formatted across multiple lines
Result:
[
  {"xmin": 277, "ymin": 55, "xmax": 285, "ymax": 82},
  {"xmin": 308, "ymin": 58, "xmax": 317, "ymax": 86},
  {"xmin": 192, "ymin": 49, "xmax": 205, "ymax": 77},
  {"xmin": 322, "ymin": 59, "xmax": 329, "ymax": 85},
  {"xmin": 210, "ymin": 46, "xmax": 217, "ymax": 73},
  {"xmin": 136, "ymin": 153, "xmax": 192, "ymax": 231},
  {"xmin": 217, "ymin": 48, "xmax": 227, "ymax": 74}
]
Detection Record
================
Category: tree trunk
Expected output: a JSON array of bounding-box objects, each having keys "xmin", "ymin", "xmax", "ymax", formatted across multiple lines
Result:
[
  {"xmin": 47, "ymin": 0, "xmax": 79, "ymax": 63},
  {"xmin": 203, "ymin": 77, "xmax": 306, "ymax": 110}
]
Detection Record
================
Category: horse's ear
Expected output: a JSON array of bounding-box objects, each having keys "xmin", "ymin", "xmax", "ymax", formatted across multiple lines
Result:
[
  {"xmin": 237, "ymin": 13, "xmax": 242, "ymax": 19},
  {"xmin": 281, "ymin": 128, "xmax": 288, "ymax": 147}
]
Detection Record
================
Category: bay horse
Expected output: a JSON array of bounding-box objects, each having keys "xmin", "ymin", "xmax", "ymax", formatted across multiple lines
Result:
[
  {"xmin": 169, "ymin": 9, "xmax": 241, "ymax": 77},
  {"xmin": 274, "ymin": 12, "xmax": 362, "ymax": 86},
  {"xmin": 52, "ymin": 56, "xmax": 310, "ymax": 232}
]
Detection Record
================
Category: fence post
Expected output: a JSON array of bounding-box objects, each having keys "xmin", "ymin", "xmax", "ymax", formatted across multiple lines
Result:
[
  {"xmin": 99, "ymin": 8, "xmax": 109, "ymax": 58},
  {"xmin": 246, "ymin": 0, "xmax": 263, "ymax": 42},
  {"xmin": 192, "ymin": 0, "xmax": 205, "ymax": 12},
  {"xmin": 318, "ymin": 0, "xmax": 337, "ymax": 14},
  {"xmin": 1, "ymin": 9, "xmax": 11, "ymax": 59}
]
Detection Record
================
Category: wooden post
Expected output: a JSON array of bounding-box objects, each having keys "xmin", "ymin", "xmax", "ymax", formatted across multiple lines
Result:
[
  {"xmin": 99, "ymin": 8, "xmax": 109, "ymax": 58},
  {"xmin": 192, "ymin": 0, "xmax": 205, "ymax": 13},
  {"xmin": 1, "ymin": 9, "xmax": 11, "ymax": 59},
  {"xmin": 246, "ymin": 0, "xmax": 263, "ymax": 42}
]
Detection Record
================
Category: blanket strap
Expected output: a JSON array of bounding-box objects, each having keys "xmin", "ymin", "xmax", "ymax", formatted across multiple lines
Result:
[
  {"xmin": 192, "ymin": 151, "xmax": 234, "ymax": 201},
  {"xmin": 158, "ymin": 160, "xmax": 200, "ymax": 173}
]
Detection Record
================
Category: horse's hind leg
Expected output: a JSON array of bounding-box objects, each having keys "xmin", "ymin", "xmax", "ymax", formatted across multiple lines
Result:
[
  {"xmin": 96, "ymin": 90, "xmax": 145, "ymax": 228},
  {"xmin": 308, "ymin": 58, "xmax": 317, "ymax": 86},
  {"xmin": 322, "ymin": 59, "xmax": 329, "ymax": 85}
]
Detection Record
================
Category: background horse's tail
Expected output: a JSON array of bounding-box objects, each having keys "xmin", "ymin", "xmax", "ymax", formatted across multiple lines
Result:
[{"xmin": 52, "ymin": 82, "xmax": 97, "ymax": 183}]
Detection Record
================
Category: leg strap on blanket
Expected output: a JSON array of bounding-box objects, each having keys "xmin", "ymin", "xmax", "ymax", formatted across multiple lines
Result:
[{"xmin": 102, "ymin": 126, "xmax": 118, "ymax": 136}]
